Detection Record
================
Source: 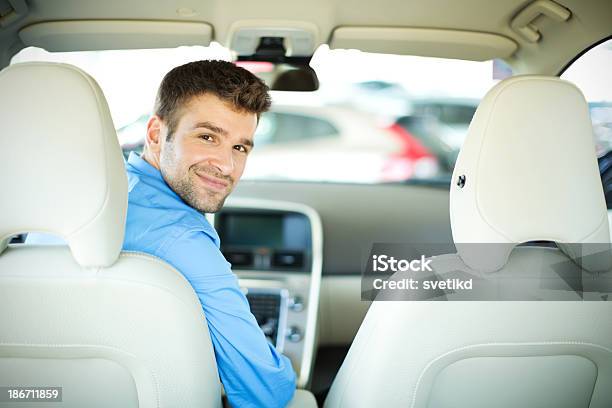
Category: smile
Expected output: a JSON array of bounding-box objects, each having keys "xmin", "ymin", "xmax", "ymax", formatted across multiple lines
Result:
[{"xmin": 196, "ymin": 173, "xmax": 230, "ymax": 192}]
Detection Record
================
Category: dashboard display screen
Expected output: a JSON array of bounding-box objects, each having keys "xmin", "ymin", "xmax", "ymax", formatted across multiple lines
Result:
[
  {"xmin": 219, "ymin": 211, "xmax": 311, "ymax": 249},
  {"xmin": 222, "ymin": 214, "xmax": 284, "ymax": 247},
  {"xmin": 218, "ymin": 210, "xmax": 312, "ymax": 271}
]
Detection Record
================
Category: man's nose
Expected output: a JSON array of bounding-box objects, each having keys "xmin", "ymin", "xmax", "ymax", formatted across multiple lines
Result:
[{"xmin": 208, "ymin": 146, "xmax": 235, "ymax": 176}]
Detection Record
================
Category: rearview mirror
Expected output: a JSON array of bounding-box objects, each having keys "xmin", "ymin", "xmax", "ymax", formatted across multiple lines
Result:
[{"xmin": 236, "ymin": 60, "xmax": 319, "ymax": 92}]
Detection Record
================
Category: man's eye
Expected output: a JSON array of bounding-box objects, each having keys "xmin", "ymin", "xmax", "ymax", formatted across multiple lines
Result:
[
  {"xmin": 199, "ymin": 134, "xmax": 214, "ymax": 141},
  {"xmin": 234, "ymin": 145, "xmax": 247, "ymax": 153}
]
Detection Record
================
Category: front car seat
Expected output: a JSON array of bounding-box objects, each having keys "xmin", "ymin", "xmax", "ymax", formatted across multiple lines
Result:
[
  {"xmin": 0, "ymin": 62, "xmax": 221, "ymax": 407},
  {"xmin": 325, "ymin": 76, "xmax": 612, "ymax": 408}
]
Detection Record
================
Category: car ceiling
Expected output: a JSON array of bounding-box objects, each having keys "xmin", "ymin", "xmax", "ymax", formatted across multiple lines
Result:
[{"xmin": 0, "ymin": 0, "xmax": 611, "ymax": 74}]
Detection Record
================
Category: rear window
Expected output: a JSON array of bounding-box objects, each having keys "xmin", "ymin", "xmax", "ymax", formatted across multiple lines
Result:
[
  {"xmin": 561, "ymin": 38, "xmax": 612, "ymax": 158},
  {"xmin": 256, "ymin": 112, "xmax": 340, "ymax": 145},
  {"xmin": 12, "ymin": 44, "xmax": 501, "ymax": 184},
  {"xmin": 561, "ymin": 38, "xmax": 612, "ymax": 207}
]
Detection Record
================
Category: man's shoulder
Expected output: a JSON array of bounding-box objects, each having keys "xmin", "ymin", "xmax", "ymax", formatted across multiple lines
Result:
[
  {"xmin": 126, "ymin": 169, "xmax": 162, "ymax": 205},
  {"xmin": 125, "ymin": 205, "xmax": 214, "ymax": 249},
  {"xmin": 124, "ymin": 175, "xmax": 218, "ymax": 255}
]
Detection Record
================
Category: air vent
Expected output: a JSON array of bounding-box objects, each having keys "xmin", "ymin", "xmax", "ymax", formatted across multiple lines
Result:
[
  {"xmin": 222, "ymin": 250, "xmax": 254, "ymax": 267},
  {"xmin": 272, "ymin": 250, "xmax": 304, "ymax": 269}
]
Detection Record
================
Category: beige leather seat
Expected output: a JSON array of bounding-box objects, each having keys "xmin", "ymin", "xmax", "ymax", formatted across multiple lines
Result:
[
  {"xmin": 325, "ymin": 76, "xmax": 612, "ymax": 408},
  {"xmin": 0, "ymin": 62, "xmax": 221, "ymax": 407}
]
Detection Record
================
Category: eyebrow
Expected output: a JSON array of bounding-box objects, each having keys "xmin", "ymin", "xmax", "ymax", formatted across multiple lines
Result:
[{"xmin": 193, "ymin": 121, "xmax": 254, "ymax": 148}]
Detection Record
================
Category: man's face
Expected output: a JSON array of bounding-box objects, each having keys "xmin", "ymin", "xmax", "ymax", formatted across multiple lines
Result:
[{"xmin": 146, "ymin": 93, "xmax": 257, "ymax": 213}]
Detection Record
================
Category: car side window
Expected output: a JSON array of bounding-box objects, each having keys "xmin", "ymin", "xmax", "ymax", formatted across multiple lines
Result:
[{"xmin": 561, "ymin": 38, "xmax": 612, "ymax": 207}]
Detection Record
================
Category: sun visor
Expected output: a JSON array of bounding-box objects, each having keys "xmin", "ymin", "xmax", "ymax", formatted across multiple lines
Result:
[
  {"xmin": 19, "ymin": 20, "xmax": 213, "ymax": 52},
  {"xmin": 330, "ymin": 27, "xmax": 517, "ymax": 61}
]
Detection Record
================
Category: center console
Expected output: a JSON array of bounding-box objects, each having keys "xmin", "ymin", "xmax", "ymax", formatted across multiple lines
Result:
[{"xmin": 209, "ymin": 198, "xmax": 323, "ymax": 387}]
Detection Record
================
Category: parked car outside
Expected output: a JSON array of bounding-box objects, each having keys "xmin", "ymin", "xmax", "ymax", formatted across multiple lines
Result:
[
  {"xmin": 394, "ymin": 97, "xmax": 479, "ymax": 173},
  {"xmin": 118, "ymin": 104, "xmax": 440, "ymax": 183}
]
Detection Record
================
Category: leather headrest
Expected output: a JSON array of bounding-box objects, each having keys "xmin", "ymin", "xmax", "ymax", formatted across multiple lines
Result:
[
  {"xmin": 0, "ymin": 62, "xmax": 127, "ymax": 267},
  {"xmin": 450, "ymin": 75, "xmax": 609, "ymax": 271}
]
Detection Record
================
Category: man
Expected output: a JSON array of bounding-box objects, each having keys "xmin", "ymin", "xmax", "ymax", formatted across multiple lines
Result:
[{"xmin": 122, "ymin": 60, "xmax": 296, "ymax": 407}]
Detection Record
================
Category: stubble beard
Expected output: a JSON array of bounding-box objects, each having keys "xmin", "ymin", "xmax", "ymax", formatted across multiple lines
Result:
[{"xmin": 160, "ymin": 146, "xmax": 233, "ymax": 214}]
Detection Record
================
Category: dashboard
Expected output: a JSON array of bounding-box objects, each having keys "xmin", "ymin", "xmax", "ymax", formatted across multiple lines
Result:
[
  {"xmin": 211, "ymin": 197, "xmax": 323, "ymax": 388},
  {"xmin": 218, "ymin": 210, "xmax": 313, "ymax": 272}
]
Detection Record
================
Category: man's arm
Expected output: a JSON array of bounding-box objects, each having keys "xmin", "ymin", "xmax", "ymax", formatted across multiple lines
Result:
[{"xmin": 159, "ymin": 229, "xmax": 297, "ymax": 408}]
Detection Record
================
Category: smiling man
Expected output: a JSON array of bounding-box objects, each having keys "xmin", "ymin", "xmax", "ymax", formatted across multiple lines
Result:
[{"xmin": 123, "ymin": 60, "xmax": 296, "ymax": 407}]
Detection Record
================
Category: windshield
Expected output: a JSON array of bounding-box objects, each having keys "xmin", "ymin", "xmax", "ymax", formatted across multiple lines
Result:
[{"xmin": 12, "ymin": 44, "xmax": 500, "ymax": 184}]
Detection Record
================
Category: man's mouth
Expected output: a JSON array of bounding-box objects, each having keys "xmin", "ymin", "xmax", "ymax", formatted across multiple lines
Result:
[{"xmin": 196, "ymin": 173, "xmax": 230, "ymax": 192}]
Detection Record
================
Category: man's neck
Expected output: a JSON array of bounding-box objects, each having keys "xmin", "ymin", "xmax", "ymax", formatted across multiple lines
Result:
[{"xmin": 141, "ymin": 150, "xmax": 161, "ymax": 170}]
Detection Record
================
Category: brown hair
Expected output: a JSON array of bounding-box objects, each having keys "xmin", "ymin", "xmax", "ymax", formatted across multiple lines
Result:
[{"xmin": 154, "ymin": 60, "xmax": 271, "ymax": 140}]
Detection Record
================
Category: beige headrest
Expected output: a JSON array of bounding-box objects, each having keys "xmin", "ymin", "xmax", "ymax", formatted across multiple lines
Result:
[
  {"xmin": 0, "ymin": 62, "xmax": 127, "ymax": 267},
  {"xmin": 450, "ymin": 75, "xmax": 609, "ymax": 271}
]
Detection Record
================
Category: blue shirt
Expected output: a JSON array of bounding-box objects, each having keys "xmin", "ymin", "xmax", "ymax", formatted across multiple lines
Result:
[{"xmin": 123, "ymin": 152, "xmax": 296, "ymax": 407}]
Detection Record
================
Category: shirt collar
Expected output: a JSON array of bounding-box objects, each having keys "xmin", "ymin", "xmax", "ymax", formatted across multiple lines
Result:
[
  {"xmin": 126, "ymin": 151, "xmax": 221, "ymax": 244},
  {"xmin": 126, "ymin": 152, "xmax": 183, "ymax": 204}
]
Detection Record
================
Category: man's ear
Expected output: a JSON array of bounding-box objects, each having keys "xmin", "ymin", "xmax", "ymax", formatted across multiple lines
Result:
[
  {"xmin": 142, "ymin": 115, "xmax": 165, "ymax": 169},
  {"xmin": 145, "ymin": 115, "xmax": 163, "ymax": 154}
]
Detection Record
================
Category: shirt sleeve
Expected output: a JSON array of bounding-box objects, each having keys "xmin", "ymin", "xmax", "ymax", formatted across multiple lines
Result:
[{"xmin": 159, "ymin": 229, "xmax": 297, "ymax": 408}]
